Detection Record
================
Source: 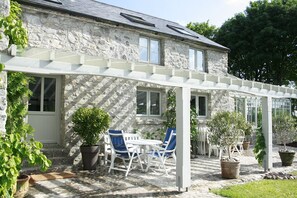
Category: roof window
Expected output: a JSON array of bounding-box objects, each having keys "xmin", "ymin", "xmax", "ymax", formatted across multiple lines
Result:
[
  {"xmin": 120, "ymin": 13, "xmax": 155, "ymax": 27},
  {"xmin": 167, "ymin": 25, "xmax": 198, "ymax": 38},
  {"xmin": 44, "ymin": 0, "xmax": 62, "ymax": 4}
]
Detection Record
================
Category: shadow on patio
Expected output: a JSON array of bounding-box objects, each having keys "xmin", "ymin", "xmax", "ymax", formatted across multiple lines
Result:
[{"xmin": 27, "ymin": 146, "xmax": 297, "ymax": 198}]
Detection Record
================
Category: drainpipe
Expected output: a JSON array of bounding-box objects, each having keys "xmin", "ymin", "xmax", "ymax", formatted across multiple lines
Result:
[
  {"xmin": 262, "ymin": 96, "xmax": 273, "ymax": 171},
  {"xmin": 176, "ymin": 87, "xmax": 191, "ymax": 191}
]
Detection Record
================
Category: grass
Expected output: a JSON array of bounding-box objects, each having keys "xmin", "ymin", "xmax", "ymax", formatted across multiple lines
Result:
[{"xmin": 211, "ymin": 179, "xmax": 297, "ymax": 198}]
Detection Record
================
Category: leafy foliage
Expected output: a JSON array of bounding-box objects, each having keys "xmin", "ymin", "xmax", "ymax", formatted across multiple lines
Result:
[
  {"xmin": 187, "ymin": 20, "xmax": 218, "ymax": 39},
  {"xmin": 272, "ymin": 114, "xmax": 297, "ymax": 151},
  {"xmin": 1, "ymin": 72, "xmax": 52, "ymax": 197},
  {"xmin": 207, "ymin": 111, "xmax": 247, "ymax": 160},
  {"xmin": 162, "ymin": 89, "xmax": 198, "ymax": 145},
  {"xmin": 215, "ymin": 0, "xmax": 297, "ymax": 86},
  {"xmin": 0, "ymin": 0, "xmax": 28, "ymax": 47},
  {"xmin": 253, "ymin": 127, "xmax": 266, "ymax": 166},
  {"xmin": 0, "ymin": 1, "xmax": 50, "ymax": 197},
  {"xmin": 72, "ymin": 107, "xmax": 111, "ymax": 145}
]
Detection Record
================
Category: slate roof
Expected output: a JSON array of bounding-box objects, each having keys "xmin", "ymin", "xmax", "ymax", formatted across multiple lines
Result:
[{"xmin": 18, "ymin": 0, "xmax": 228, "ymax": 51}]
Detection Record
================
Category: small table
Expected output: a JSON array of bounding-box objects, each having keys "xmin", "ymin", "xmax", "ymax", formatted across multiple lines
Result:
[{"xmin": 126, "ymin": 139, "xmax": 162, "ymax": 167}]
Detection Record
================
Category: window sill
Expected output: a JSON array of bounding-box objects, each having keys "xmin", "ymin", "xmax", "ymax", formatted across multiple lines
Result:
[{"xmin": 136, "ymin": 116, "xmax": 164, "ymax": 125}]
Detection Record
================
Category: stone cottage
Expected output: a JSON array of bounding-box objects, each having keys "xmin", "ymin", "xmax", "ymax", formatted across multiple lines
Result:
[
  {"xmin": 15, "ymin": 0, "xmax": 232, "ymax": 146},
  {"xmin": 1, "ymin": 0, "xmax": 297, "ymax": 190}
]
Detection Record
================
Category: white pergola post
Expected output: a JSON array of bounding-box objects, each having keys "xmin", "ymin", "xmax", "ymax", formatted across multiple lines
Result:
[
  {"xmin": 262, "ymin": 96, "xmax": 273, "ymax": 171},
  {"xmin": 176, "ymin": 87, "xmax": 191, "ymax": 191}
]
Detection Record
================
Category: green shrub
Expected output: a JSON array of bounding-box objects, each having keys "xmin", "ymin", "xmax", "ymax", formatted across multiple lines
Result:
[
  {"xmin": 273, "ymin": 114, "xmax": 297, "ymax": 151},
  {"xmin": 72, "ymin": 107, "xmax": 110, "ymax": 145},
  {"xmin": 207, "ymin": 111, "xmax": 247, "ymax": 160}
]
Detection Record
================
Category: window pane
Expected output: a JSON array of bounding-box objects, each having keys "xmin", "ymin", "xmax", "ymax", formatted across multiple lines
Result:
[
  {"xmin": 198, "ymin": 96, "xmax": 206, "ymax": 116},
  {"xmin": 29, "ymin": 77, "xmax": 42, "ymax": 111},
  {"xmin": 150, "ymin": 40, "xmax": 159, "ymax": 64},
  {"xmin": 139, "ymin": 38, "xmax": 148, "ymax": 62},
  {"xmin": 189, "ymin": 49, "xmax": 195, "ymax": 70},
  {"xmin": 43, "ymin": 78, "xmax": 56, "ymax": 112},
  {"xmin": 190, "ymin": 96, "xmax": 196, "ymax": 110},
  {"xmin": 150, "ymin": 92, "xmax": 160, "ymax": 115},
  {"xmin": 196, "ymin": 50, "xmax": 204, "ymax": 71},
  {"xmin": 137, "ymin": 91, "xmax": 147, "ymax": 115}
]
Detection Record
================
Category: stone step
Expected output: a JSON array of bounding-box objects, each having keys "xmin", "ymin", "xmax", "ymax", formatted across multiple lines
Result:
[{"xmin": 21, "ymin": 144, "xmax": 76, "ymax": 174}]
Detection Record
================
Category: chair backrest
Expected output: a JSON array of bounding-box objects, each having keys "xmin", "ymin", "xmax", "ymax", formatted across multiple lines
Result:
[
  {"xmin": 108, "ymin": 130, "xmax": 129, "ymax": 157},
  {"xmin": 163, "ymin": 129, "xmax": 176, "ymax": 157},
  {"xmin": 124, "ymin": 133, "xmax": 141, "ymax": 141},
  {"xmin": 163, "ymin": 128, "xmax": 176, "ymax": 148}
]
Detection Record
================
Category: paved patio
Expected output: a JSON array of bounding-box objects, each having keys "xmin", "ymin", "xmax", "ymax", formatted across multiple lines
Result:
[{"xmin": 26, "ymin": 146, "xmax": 297, "ymax": 198}]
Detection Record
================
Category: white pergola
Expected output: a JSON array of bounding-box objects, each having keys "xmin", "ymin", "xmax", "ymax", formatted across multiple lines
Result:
[{"xmin": 1, "ymin": 46, "xmax": 297, "ymax": 191}]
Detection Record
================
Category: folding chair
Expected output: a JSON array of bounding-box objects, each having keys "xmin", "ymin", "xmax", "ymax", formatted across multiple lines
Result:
[
  {"xmin": 146, "ymin": 128, "xmax": 176, "ymax": 175},
  {"xmin": 108, "ymin": 130, "xmax": 143, "ymax": 177}
]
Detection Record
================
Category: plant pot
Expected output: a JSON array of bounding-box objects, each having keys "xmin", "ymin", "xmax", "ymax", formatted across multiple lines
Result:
[
  {"xmin": 243, "ymin": 141, "xmax": 250, "ymax": 150},
  {"xmin": 80, "ymin": 145, "xmax": 99, "ymax": 170},
  {"xmin": 279, "ymin": 151, "xmax": 295, "ymax": 166},
  {"xmin": 220, "ymin": 160, "xmax": 240, "ymax": 179},
  {"xmin": 14, "ymin": 174, "xmax": 30, "ymax": 198}
]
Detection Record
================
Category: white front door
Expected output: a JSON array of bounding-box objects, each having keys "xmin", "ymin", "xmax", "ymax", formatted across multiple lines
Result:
[{"xmin": 28, "ymin": 75, "xmax": 61, "ymax": 144}]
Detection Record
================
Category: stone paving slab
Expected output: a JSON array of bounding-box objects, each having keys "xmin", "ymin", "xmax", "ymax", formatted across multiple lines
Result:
[{"xmin": 26, "ymin": 146, "xmax": 297, "ymax": 198}]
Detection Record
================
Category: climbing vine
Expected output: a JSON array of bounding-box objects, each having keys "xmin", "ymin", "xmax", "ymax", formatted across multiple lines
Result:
[
  {"xmin": 162, "ymin": 88, "xmax": 199, "ymax": 155},
  {"xmin": 0, "ymin": 0, "xmax": 28, "ymax": 47},
  {"xmin": 253, "ymin": 127, "xmax": 266, "ymax": 167},
  {"xmin": 0, "ymin": 1, "xmax": 50, "ymax": 197}
]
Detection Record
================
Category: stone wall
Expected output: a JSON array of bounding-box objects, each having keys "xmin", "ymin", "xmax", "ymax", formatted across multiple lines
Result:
[
  {"xmin": 0, "ymin": 72, "xmax": 7, "ymax": 134},
  {"xmin": 207, "ymin": 50, "xmax": 228, "ymax": 76},
  {"xmin": 21, "ymin": 6, "xmax": 228, "ymax": 74},
  {"xmin": 0, "ymin": 0, "xmax": 9, "ymax": 134}
]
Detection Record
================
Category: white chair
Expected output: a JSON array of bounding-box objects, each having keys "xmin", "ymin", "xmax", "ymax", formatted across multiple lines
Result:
[
  {"xmin": 108, "ymin": 130, "xmax": 143, "ymax": 177},
  {"xmin": 146, "ymin": 129, "xmax": 176, "ymax": 175},
  {"xmin": 231, "ymin": 136, "xmax": 244, "ymax": 155},
  {"xmin": 104, "ymin": 133, "xmax": 141, "ymax": 165},
  {"xmin": 207, "ymin": 132, "xmax": 224, "ymax": 158}
]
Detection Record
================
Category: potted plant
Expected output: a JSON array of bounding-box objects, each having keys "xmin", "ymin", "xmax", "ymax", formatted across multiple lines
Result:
[
  {"xmin": 72, "ymin": 107, "xmax": 110, "ymax": 170},
  {"xmin": 272, "ymin": 114, "xmax": 297, "ymax": 166},
  {"xmin": 242, "ymin": 122, "xmax": 253, "ymax": 150},
  {"xmin": 207, "ymin": 111, "xmax": 247, "ymax": 179}
]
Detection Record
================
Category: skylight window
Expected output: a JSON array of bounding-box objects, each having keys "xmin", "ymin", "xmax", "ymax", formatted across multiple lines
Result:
[
  {"xmin": 44, "ymin": 0, "xmax": 62, "ymax": 4},
  {"xmin": 167, "ymin": 25, "xmax": 198, "ymax": 38},
  {"xmin": 120, "ymin": 13, "xmax": 155, "ymax": 27}
]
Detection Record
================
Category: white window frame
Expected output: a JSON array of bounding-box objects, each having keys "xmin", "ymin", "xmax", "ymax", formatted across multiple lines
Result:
[
  {"xmin": 191, "ymin": 95, "xmax": 207, "ymax": 117},
  {"xmin": 136, "ymin": 89, "xmax": 161, "ymax": 116},
  {"xmin": 139, "ymin": 36, "xmax": 160, "ymax": 65},
  {"xmin": 28, "ymin": 76, "xmax": 57, "ymax": 115},
  {"xmin": 189, "ymin": 48, "xmax": 205, "ymax": 72}
]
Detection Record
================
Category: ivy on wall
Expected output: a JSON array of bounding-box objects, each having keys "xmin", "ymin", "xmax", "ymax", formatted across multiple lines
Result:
[{"xmin": 0, "ymin": 1, "xmax": 50, "ymax": 197}]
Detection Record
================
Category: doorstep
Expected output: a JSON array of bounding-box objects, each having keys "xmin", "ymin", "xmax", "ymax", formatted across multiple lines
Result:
[{"xmin": 29, "ymin": 171, "xmax": 76, "ymax": 184}]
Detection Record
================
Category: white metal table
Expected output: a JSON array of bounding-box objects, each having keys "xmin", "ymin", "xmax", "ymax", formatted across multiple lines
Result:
[{"xmin": 126, "ymin": 139, "xmax": 162, "ymax": 168}]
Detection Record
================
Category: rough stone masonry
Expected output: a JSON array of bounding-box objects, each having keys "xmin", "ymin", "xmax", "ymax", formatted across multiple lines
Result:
[{"xmin": 0, "ymin": 0, "xmax": 9, "ymax": 134}]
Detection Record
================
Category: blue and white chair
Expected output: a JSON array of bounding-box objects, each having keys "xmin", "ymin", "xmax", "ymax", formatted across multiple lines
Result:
[
  {"xmin": 108, "ymin": 130, "xmax": 143, "ymax": 177},
  {"xmin": 146, "ymin": 128, "xmax": 176, "ymax": 175}
]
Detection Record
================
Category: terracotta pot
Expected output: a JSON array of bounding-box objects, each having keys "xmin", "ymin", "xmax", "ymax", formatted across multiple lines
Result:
[
  {"xmin": 80, "ymin": 145, "xmax": 99, "ymax": 170},
  {"xmin": 220, "ymin": 160, "xmax": 240, "ymax": 179},
  {"xmin": 279, "ymin": 151, "xmax": 295, "ymax": 166},
  {"xmin": 14, "ymin": 174, "xmax": 30, "ymax": 198},
  {"xmin": 243, "ymin": 141, "xmax": 250, "ymax": 150}
]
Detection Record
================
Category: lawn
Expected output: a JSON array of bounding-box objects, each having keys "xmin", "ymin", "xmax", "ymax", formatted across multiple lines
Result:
[{"xmin": 211, "ymin": 179, "xmax": 297, "ymax": 198}]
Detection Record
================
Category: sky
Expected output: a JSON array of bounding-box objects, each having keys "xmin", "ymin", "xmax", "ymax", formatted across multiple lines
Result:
[{"xmin": 98, "ymin": 0, "xmax": 255, "ymax": 27}]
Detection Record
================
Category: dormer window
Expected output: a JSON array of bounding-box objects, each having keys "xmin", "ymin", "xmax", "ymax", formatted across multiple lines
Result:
[
  {"xmin": 167, "ymin": 25, "xmax": 197, "ymax": 38},
  {"xmin": 120, "ymin": 13, "xmax": 155, "ymax": 27},
  {"xmin": 189, "ymin": 48, "xmax": 205, "ymax": 72}
]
